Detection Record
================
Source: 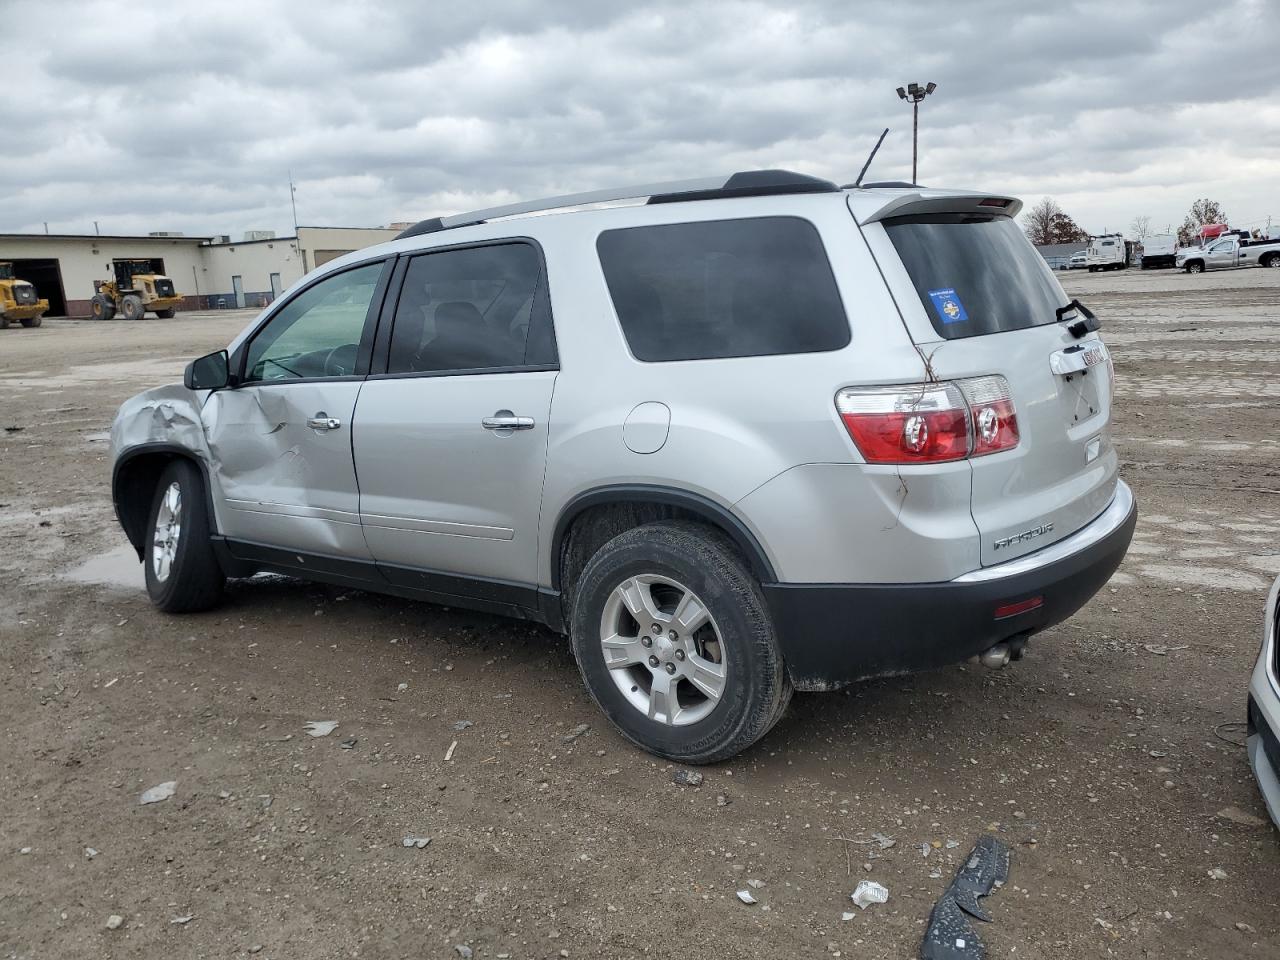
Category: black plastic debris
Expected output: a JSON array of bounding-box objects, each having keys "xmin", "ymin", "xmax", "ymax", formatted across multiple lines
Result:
[{"xmin": 920, "ymin": 834, "xmax": 1009, "ymax": 959}]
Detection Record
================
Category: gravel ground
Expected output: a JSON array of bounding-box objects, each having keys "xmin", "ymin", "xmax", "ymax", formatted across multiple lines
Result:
[{"xmin": 2, "ymin": 265, "xmax": 1279, "ymax": 959}]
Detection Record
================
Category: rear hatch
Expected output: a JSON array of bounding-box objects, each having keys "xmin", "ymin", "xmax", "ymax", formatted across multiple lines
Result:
[{"xmin": 860, "ymin": 201, "xmax": 1118, "ymax": 566}]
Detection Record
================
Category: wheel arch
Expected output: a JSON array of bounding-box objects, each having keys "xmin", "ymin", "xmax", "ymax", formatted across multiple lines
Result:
[
  {"xmin": 113, "ymin": 444, "xmax": 217, "ymax": 560},
  {"xmin": 549, "ymin": 485, "xmax": 778, "ymax": 598}
]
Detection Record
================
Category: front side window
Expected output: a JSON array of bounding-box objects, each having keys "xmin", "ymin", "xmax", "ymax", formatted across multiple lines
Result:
[
  {"xmin": 244, "ymin": 261, "xmax": 384, "ymax": 382},
  {"xmin": 597, "ymin": 217, "xmax": 850, "ymax": 362},
  {"xmin": 387, "ymin": 243, "xmax": 548, "ymax": 374}
]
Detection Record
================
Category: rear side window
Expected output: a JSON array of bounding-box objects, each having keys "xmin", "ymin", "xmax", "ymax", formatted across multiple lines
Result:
[
  {"xmin": 884, "ymin": 214, "xmax": 1069, "ymax": 340},
  {"xmin": 597, "ymin": 216, "xmax": 850, "ymax": 362},
  {"xmin": 386, "ymin": 242, "xmax": 554, "ymax": 374}
]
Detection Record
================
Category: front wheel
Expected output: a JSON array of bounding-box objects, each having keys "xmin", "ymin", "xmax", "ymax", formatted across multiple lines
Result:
[
  {"xmin": 144, "ymin": 459, "xmax": 225, "ymax": 612},
  {"xmin": 569, "ymin": 521, "xmax": 791, "ymax": 764},
  {"xmin": 1187, "ymin": 261, "xmax": 1204, "ymax": 274},
  {"xmin": 122, "ymin": 295, "xmax": 146, "ymax": 320},
  {"xmin": 90, "ymin": 295, "xmax": 116, "ymax": 321},
  {"xmin": 20, "ymin": 316, "xmax": 42, "ymax": 328}
]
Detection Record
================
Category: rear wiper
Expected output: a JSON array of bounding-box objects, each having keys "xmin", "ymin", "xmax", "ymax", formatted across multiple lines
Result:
[{"xmin": 1056, "ymin": 299, "xmax": 1100, "ymax": 339}]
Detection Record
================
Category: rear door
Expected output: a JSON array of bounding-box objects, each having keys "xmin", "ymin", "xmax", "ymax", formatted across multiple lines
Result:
[
  {"xmin": 864, "ymin": 209, "xmax": 1118, "ymax": 566},
  {"xmin": 351, "ymin": 241, "xmax": 557, "ymax": 593}
]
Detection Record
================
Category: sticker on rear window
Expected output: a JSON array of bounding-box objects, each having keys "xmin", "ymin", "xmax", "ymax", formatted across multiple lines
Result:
[{"xmin": 927, "ymin": 288, "xmax": 968, "ymax": 325}]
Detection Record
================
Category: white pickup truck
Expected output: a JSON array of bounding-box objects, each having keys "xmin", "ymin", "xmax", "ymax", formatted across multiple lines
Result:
[{"xmin": 1178, "ymin": 235, "xmax": 1280, "ymax": 273}]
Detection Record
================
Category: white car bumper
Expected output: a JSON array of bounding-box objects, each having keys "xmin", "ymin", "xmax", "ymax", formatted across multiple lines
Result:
[{"xmin": 1247, "ymin": 575, "xmax": 1280, "ymax": 828}]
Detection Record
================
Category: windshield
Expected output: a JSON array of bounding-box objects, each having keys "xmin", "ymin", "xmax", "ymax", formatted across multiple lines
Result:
[{"xmin": 884, "ymin": 214, "xmax": 1069, "ymax": 340}]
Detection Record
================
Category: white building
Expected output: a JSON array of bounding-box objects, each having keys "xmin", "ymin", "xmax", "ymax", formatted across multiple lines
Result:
[{"xmin": 0, "ymin": 225, "xmax": 401, "ymax": 317}]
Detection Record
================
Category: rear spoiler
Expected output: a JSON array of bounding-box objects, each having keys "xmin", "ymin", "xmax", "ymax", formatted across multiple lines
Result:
[{"xmin": 854, "ymin": 193, "xmax": 1023, "ymax": 225}]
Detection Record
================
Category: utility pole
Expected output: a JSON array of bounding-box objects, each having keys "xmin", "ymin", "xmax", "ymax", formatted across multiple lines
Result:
[
  {"xmin": 896, "ymin": 82, "xmax": 937, "ymax": 184},
  {"xmin": 289, "ymin": 171, "xmax": 304, "ymax": 271}
]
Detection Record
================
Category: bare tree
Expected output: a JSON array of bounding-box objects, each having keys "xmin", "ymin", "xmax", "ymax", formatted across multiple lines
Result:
[
  {"xmin": 1024, "ymin": 197, "xmax": 1088, "ymax": 246},
  {"xmin": 1177, "ymin": 199, "xmax": 1228, "ymax": 246},
  {"xmin": 1129, "ymin": 215, "xmax": 1152, "ymax": 241}
]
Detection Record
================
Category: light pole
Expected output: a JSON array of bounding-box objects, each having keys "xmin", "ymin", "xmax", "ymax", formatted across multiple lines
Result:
[{"xmin": 895, "ymin": 82, "xmax": 937, "ymax": 184}]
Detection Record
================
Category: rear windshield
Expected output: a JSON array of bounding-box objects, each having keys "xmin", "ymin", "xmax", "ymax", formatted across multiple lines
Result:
[
  {"xmin": 597, "ymin": 216, "xmax": 850, "ymax": 362},
  {"xmin": 884, "ymin": 214, "xmax": 1069, "ymax": 340}
]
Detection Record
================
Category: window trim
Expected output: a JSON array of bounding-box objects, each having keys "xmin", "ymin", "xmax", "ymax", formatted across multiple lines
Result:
[
  {"xmin": 229, "ymin": 256, "xmax": 395, "ymax": 386},
  {"xmin": 595, "ymin": 214, "xmax": 851, "ymax": 364},
  {"xmin": 368, "ymin": 236, "xmax": 558, "ymax": 379}
]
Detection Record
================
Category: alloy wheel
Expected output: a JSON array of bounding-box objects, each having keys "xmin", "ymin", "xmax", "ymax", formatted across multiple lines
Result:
[{"xmin": 598, "ymin": 574, "xmax": 728, "ymax": 726}]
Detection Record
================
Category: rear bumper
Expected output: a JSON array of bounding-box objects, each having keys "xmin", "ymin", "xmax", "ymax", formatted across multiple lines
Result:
[
  {"xmin": 764, "ymin": 480, "xmax": 1137, "ymax": 690},
  {"xmin": 1247, "ymin": 696, "xmax": 1280, "ymax": 830}
]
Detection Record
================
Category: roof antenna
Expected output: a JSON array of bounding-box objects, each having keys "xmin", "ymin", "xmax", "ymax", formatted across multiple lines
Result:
[{"xmin": 846, "ymin": 128, "xmax": 889, "ymax": 189}]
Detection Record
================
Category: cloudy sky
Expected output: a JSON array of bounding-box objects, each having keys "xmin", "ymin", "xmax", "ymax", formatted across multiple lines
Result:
[{"xmin": 4, "ymin": 0, "xmax": 1278, "ymax": 240}]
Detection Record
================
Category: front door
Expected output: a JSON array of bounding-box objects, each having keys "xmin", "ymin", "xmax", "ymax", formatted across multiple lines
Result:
[
  {"xmin": 203, "ymin": 259, "xmax": 389, "ymax": 557},
  {"xmin": 352, "ymin": 242, "xmax": 557, "ymax": 593},
  {"xmin": 1206, "ymin": 239, "xmax": 1239, "ymax": 269}
]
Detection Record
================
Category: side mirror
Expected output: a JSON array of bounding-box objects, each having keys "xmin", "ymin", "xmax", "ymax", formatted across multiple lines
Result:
[{"xmin": 184, "ymin": 350, "xmax": 230, "ymax": 391}]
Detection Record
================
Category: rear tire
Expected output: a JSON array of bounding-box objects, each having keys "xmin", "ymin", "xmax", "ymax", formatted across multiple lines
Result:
[
  {"xmin": 122, "ymin": 295, "xmax": 145, "ymax": 320},
  {"xmin": 20, "ymin": 316, "xmax": 42, "ymax": 328},
  {"xmin": 155, "ymin": 307, "xmax": 176, "ymax": 319},
  {"xmin": 0, "ymin": 314, "xmax": 9, "ymax": 330},
  {"xmin": 1261, "ymin": 254, "xmax": 1279, "ymax": 269},
  {"xmin": 144, "ymin": 460, "xmax": 225, "ymax": 613},
  {"xmin": 568, "ymin": 520, "xmax": 791, "ymax": 764},
  {"xmin": 90, "ymin": 294, "xmax": 116, "ymax": 321}
]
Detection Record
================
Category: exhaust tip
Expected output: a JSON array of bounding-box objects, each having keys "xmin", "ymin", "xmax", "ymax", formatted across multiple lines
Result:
[{"xmin": 979, "ymin": 642, "xmax": 1012, "ymax": 669}]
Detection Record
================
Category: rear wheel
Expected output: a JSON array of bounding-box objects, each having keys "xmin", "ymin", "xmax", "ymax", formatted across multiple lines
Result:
[
  {"xmin": 0, "ymin": 314, "xmax": 9, "ymax": 330},
  {"xmin": 122, "ymin": 295, "xmax": 145, "ymax": 320},
  {"xmin": 144, "ymin": 460, "xmax": 225, "ymax": 613},
  {"xmin": 569, "ymin": 521, "xmax": 791, "ymax": 764},
  {"xmin": 20, "ymin": 315, "xmax": 42, "ymax": 328},
  {"xmin": 1261, "ymin": 253, "xmax": 1279, "ymax": 269},
  {"xmin": 154, "ymin": 307, "xmax": 176, "ymax": 319},
  {"xmin": 90, "ymin": 294, "xmax": 116, "ymax": 321}
]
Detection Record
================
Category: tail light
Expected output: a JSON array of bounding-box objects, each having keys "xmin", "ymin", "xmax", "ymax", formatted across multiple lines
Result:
[{"xmin": 836, "ymin": 375, "xmax": 1019, "ymax": 465}]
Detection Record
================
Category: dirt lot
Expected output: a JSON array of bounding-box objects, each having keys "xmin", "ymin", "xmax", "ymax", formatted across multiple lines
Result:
[{"xmin": 2, "ymin": 266, "xmax": 1279, "ymax": 959}]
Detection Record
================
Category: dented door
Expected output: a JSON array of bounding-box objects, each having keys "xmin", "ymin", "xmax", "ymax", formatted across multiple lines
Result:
[
  {"xmin": 202, "ymin": 382, "xmax": 370, "ymax": 558},
  {"xmin": 197, "ymin": 258, "xmax": 390, "ymax": 559}
]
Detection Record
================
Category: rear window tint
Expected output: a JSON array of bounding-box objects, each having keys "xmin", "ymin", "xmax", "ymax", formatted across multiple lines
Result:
[
  {"xmin": 597, "ymin": 216, "xmax": 850, "ymax": 362},
  {"xmin": 884, "ymin": 214, "xmax": 1069, "ymax": 340}
]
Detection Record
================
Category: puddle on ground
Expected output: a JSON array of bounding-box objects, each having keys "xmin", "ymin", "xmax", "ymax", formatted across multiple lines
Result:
[{"xmin": 60, "ymin": 544, "xmax": 144, "ymax": 591}]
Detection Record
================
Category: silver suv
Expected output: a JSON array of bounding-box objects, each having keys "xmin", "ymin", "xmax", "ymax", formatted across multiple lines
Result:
[{"xmin": 110, "ymin": 170, "xmax": 1137, "ymax": 762}]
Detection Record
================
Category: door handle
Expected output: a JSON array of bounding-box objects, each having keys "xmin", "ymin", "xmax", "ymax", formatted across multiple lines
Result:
[
  {"xmin": 482, "ymin": 415, "xmax": 535, "ymax": 431},
  {"xmin": 307, "ymin": 413, "xmax": 342, "ymax": 430}
]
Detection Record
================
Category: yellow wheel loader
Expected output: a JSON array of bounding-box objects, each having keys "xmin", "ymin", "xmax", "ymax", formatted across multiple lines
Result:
[
  {"xmin": 90, "ymin": 259, "xmax": 183, "ymax": 320},
  {"xmin": 0, "ymin": 262, "xmax": 49, "ymax": 329}
]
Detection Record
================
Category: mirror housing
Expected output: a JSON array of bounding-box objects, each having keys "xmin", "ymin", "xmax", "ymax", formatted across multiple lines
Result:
[{"xmin": 184, "ymin": 350, "xmax": 231, "ymax": 391}]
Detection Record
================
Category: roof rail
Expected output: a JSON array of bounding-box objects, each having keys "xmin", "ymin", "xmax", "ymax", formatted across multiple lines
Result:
[{"xmin": 394, "ymin": 169, "xmax": 839, "ymax": 240}]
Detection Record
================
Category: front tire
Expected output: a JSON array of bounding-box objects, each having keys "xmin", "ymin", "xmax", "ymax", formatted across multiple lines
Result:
[
  {"xmin": 20, "ymin": 315, "xmax": 42, "ymax": 328},
  {"xmin": 568, "ymin": 521, "xmax": 791, "ymax": 764},
  {"xmin": 122, "ymin": 295, "xmax": 145, "ymax": 320},
  {"xmin": 1187, "ymin": 261, "xmax": 1204, "ymax": 274},
  {"xmin": 144, "ymin": 460, "xmax": 225, "ymax": 613},
  {"xmin": 91, "ymin": 294, "xmax": 116, "ymax": 321}
]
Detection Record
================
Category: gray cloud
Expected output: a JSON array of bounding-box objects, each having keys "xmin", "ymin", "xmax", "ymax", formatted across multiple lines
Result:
[{"xmin": 4, "ymin": 0, "xmax": 1277, "ymax": 238}]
